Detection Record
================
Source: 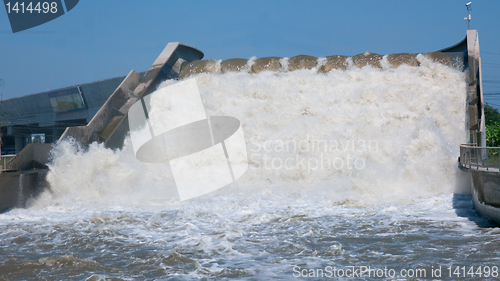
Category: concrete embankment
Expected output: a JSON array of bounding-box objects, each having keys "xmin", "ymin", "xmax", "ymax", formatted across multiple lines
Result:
[{"xmin": 0, "ymin": 144, "xmax": 51, "ymax": 212}]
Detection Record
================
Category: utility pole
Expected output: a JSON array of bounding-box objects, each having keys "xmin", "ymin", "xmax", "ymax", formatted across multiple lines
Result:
[{"xmin": 465, "ymin": 2, "xmax": 472, "ymax": 30}]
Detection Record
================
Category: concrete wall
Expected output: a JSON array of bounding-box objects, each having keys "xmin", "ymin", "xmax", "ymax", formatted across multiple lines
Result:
[
  {"xmin": 465, "ymin": 30, "xmax": 486, "ymax": 145},
  {"xmin": 6, "ymin": 143, "xmax": 52, "ymax": 171},
  {"xmin": 468, "ymin": 170, "xmax": 500, "ymax": 224},
  {"xmin": 0, "ymin": 170, "xmax": 48, "ymax": 213}
]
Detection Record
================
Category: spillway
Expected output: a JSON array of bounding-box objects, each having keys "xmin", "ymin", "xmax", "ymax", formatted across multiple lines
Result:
[{"xmin": 43, "ymin": 52, "xmax": 467, "ymax": 206}]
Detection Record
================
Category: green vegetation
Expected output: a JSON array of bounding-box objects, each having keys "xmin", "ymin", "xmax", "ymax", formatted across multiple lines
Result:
[
  {"xmin": 485, "ymin": 103, "xmax": 500, "ymax": 126},
  {"xmin": 485, "ymin": 103, "xmax": 500, "ymax": 148},
  {"xmin": 484, "ymin": 103, "xmax": 500, "ymax": 165}
]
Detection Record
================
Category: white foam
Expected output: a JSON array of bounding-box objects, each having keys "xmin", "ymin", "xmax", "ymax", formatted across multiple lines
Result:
[{"xmin": 37, "ymin": 59, "xmax": 466, "ymax": 208}]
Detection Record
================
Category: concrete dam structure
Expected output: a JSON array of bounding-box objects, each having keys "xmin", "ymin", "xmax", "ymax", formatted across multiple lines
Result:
[
  {"xmin": 456, "ymin": 30, "xmax": 500, "ymax": 226},
  {"xmin": 0, "ymin": 31, "xmax": 492, "ymax": 220}
]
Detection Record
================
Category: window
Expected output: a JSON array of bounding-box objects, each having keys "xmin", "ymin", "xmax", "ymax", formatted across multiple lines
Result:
[
  {"xmin": 48, "ymin": 86, "xmax": 85, "ymax": 112},
  {"xmin": 31, "ymin": 134, "xmax": 45, "ymax": 144}
]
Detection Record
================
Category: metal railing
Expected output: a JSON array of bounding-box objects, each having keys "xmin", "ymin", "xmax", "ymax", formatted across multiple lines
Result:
[
  {"xmin": 459, "ymin": 144, "xmax": 500, "ymax": 171},
  {"xmin": 0, "ymin": 154, "xmax": 18, "ymax": 172}
]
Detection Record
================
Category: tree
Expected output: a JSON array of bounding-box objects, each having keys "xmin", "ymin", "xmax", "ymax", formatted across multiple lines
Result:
[
  {"xmin": 484, "ymin": 103, "xmax": 500, "ymax": 126},
  {"xmin": 485, "ymin": 103, "xmax": 500, "ymax": 148}
]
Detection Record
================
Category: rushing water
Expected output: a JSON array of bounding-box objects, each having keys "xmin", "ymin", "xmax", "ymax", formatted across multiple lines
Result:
[{"xmin": 1, "ymin": 55, "xmax": 497, "ymax": 280}]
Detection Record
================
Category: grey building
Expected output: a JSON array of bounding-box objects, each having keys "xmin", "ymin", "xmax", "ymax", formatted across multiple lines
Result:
[{"xmin": 0, "ymin": 75, "xmax": 130, "ymax": 155}]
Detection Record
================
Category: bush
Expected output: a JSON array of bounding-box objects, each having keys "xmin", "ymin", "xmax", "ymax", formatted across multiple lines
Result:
[
  {"xmin": 486, "ymin": 122, "xmax": 500, "ymax": 148},
  {"xmin": 485, "ymin": 103, "xmax": 500, "ymax": 150},
  {"xmin": 484, "ymin": 103, "xmax": 500, "ymax": 126}
]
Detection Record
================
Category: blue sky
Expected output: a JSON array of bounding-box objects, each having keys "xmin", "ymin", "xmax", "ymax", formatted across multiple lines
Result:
[{"xmin": 0, "ymin": 0, "xmax": 499, "ymax": 107}]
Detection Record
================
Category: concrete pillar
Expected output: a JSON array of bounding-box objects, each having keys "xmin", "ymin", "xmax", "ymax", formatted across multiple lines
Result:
[{"xmin": 15, "ymin": 137, "xmax": 24, "ymax": 154}]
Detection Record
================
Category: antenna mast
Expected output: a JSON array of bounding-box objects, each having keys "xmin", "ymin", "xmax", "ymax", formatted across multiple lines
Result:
[{"xmin": 465, "ymin": 2, "xmax": 472, "ymax": 30}]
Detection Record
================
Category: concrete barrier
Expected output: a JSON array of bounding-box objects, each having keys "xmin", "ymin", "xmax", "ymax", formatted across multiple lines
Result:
[
  {"xmin": 423, "ymin": 52, "xmax": 452, "ymax": 67},
  {"xmin": 288, "ymin": 55, "xmax": 318, "ymax": 71},
  {"xmin": 221, "ymin": 58, "xmax": 248, "ymax": 73},
  {"xmin": 323, "ymin": 55, "xmax": 349, "ymax": 71},
  {"xmin": 179, "ymin": 59, "xmax": 220, "ymax": 79},
  {"xmin": 251, "ymin": 57, "xmax": 282, "ymax": 73},
  {"xmin": 386, "ymin": 53, "xmax": 419, "ymax": 67},
  {"xmin": 351, "ymin": 52, "xmax": 383, "ymax": 68}
]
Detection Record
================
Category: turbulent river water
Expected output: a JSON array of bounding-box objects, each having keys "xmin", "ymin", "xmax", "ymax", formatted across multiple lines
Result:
[{"xmin": 1, "ymin": 55, "xmax": 498, "ymax": 280}]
